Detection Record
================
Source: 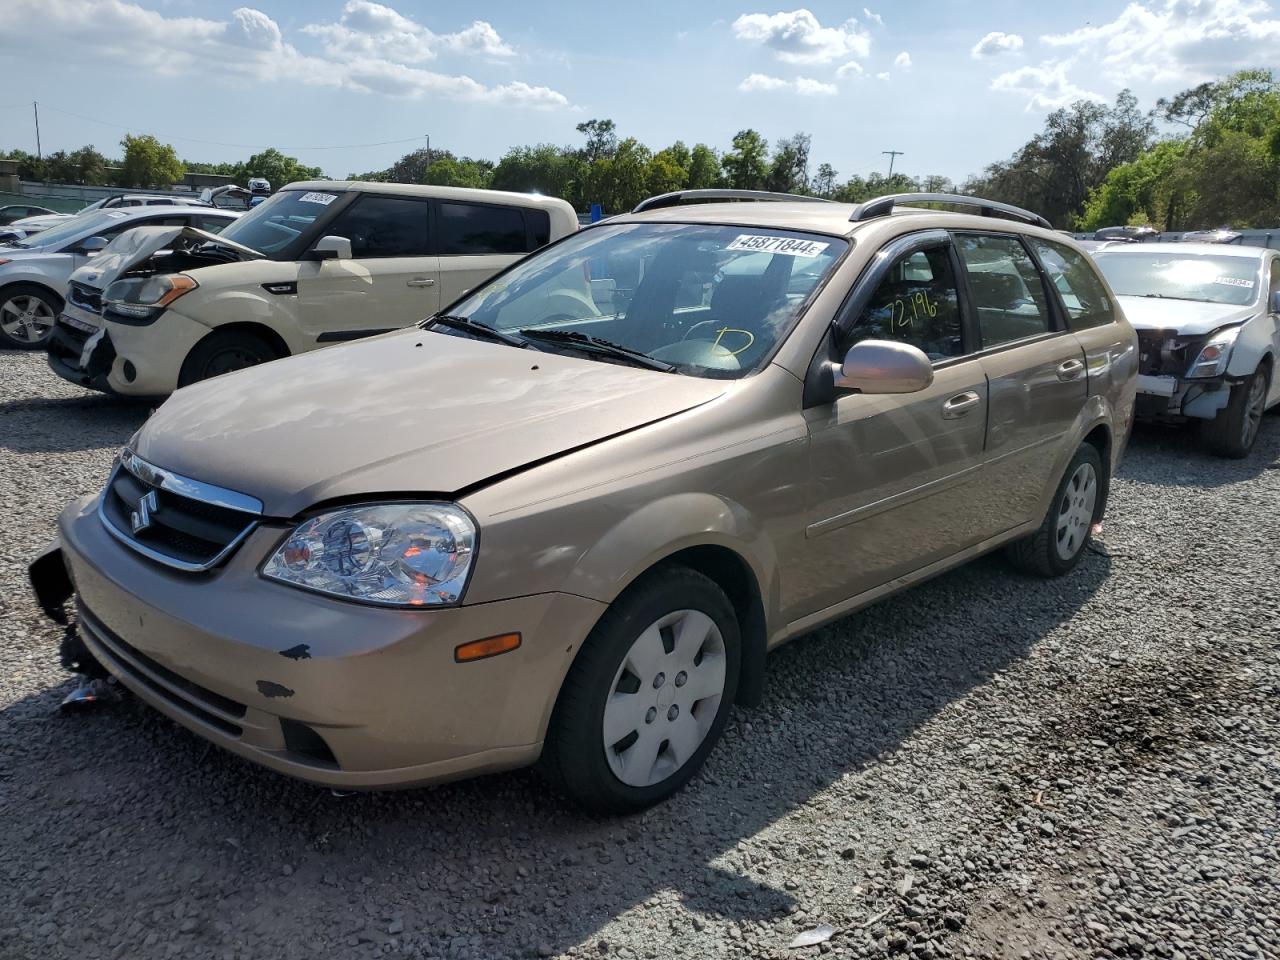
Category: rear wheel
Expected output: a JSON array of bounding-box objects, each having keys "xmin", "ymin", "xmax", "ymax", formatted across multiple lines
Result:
[
  {"xmin": 1006, "ymin": 443, "xmax": 1104, "ymax": 578},
  {"xmin": 1200, "ymin": 362, "xmax": 1270, "ymax": 458},
  {"xmin": 542, "ymin": 566, "xmax": 740, "ymax": 813},
  {"xmin": 178, "ymin": 330, "xmax": 279, "ymax": 387},
  {"xmin": 0, "ymin": 284, "xmax": 60, "ymax": 349}
]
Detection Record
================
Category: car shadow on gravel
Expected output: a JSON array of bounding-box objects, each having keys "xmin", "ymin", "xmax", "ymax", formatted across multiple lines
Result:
[
  {"xmin": 1121, "ymin": 416, "xmax": 1280, "ymax": 487},
  {"xmin": 0, "ymin": 394, "xmax": 153, "ymax": 454},
  {"xmin": 2, "ymin": 546, "xmax": 1113, "ymax": 958}
]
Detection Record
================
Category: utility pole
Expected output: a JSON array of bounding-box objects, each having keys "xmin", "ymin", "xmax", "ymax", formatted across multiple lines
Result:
[
  {"xmin": 882, "ymin": 149, "xmax": 903, "ymax": 177},
  {"xmin": 33, "ymin": 101, "xmax": 41, "ymax": 159}
]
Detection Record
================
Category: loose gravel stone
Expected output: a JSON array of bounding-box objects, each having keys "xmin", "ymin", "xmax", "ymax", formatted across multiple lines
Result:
[{"xmin": 2, "ymin": 351, "xmax": 1279, "ymax": 960}]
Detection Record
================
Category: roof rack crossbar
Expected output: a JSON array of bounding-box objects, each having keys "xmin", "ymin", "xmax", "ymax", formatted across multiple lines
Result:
[
  {"xmin": 632, "ymin": 189, "xmax": 831, "ymax": 214},
  {"xmin": 849, "ymin": 193, "xmax": 1052, "ymax": 230}
]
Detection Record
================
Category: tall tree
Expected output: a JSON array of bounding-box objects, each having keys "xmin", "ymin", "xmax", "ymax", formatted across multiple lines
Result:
[
  {"xmin": 118, "ymin": 134, "xmax": 184, "ymax": 188},
  {"xmin": 721, "ymin": 130, "xmax": 769, "ymax": 190},
  {"xmin": 812, "ymin": 162, "xmax": 838, "ymax": 198},
  {"xmin": 576, "ymin": 119, "xmax": 618, "ymax": 164},
  {"xmin": 686, "ymin": 144, "xmax": 722, "ymax": 189},
  {"xmin": 766, "ymin": 132, "xmax": 811, "ymax": 193}
]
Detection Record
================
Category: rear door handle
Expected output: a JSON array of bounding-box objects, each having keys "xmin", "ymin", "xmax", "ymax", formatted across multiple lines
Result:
[
  {"xmin": 406, "ymin": 278, "xmax": 436, "ymax": 287},
  {"xmin": 1057, "ymin": 358, "xmax": 1086, "ymax": 381},
  {"xmin": 942, "ymin": 391, "xmax": 982, "ymax": 419}
]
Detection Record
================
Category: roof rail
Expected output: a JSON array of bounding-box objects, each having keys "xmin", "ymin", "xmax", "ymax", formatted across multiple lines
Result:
[
  {"xmin": 633, "ymin": 189, "xmax": 831, "ymax": 214},
  {"xmin": 849, "ymin": 193, "xmax": 1052, "ymax": 230}
]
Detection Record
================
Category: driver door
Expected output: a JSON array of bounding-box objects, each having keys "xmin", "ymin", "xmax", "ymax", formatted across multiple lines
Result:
[
  {"xmin": 297, "ymin": 194, "xmax": 440, "ymax": 341},
  {"xmin": 794, "ymin": 233, "xmax": 993, "ymax": 618}
]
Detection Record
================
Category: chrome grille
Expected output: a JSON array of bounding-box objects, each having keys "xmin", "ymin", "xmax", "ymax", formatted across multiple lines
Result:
[{"xmin": 98, "ymin": 449, "xmax": 263, "ymax": 572}]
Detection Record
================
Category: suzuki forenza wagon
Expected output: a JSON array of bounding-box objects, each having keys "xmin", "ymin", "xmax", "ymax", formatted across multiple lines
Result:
[{"xmin": 32, "ymin": 191, "xmax": 1138, "ymax": 812}]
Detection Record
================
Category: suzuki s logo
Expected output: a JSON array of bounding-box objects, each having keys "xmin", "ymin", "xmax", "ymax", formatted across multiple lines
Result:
[{"xmin": 131, "ymin": 491, "xmax": 158, "ymax": 534}]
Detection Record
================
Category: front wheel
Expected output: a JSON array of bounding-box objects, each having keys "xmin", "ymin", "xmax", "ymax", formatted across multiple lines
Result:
[
  {"xmin": 542, "ymin": 567, "xmax": 741, "ymax": 813},
  {"xmin": 1006, "ymin": 443, "xmax": 1104, "ymax": 578},
  {"xmin": 1200, "ymin": 363, "xmax": 1270, "ymax": 458},
  {"xmin": 178, "ymin": 329, "xmax": 279, "ymax": 388},
  {"xmin": 0, "ymin": 284, "xmax": 60, "ymax": 349}
]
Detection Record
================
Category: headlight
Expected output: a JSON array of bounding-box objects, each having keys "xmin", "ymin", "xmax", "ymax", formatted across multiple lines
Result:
[
  {"xmin": 262, "ymin": 503, "xmax": 476, "ymax": 607},
  {"xmin": 1186, "ymin": 324, "xmax": 1244, "ymax": 379},
  {"xmin": 103, "ymin": 274, "xmax": 198, "ymax": 323}
]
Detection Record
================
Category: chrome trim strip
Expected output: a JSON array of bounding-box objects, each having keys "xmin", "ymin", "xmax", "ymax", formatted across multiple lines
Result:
[{"xmin": 119, "ymin": 448, "xmax": 262, "ymax": 515}]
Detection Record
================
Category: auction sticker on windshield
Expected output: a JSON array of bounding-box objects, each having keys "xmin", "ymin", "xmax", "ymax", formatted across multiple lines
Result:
[
  {"xmin": 1214, "ymin": 276, "xmax": 1254, "ymax": 288},
  {"xmin": 727, "ymin": 235, "xmax": 830, "ymax": 257},
  {"xmin": 299, "ymin": 192, "xmax": 338, "ymax": 205}
]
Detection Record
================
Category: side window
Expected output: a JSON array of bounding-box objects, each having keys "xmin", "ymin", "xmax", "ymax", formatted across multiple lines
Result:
[
  {"xmin": 957, "ymin": 234, "xmax": 1053, "ymax": 348},
  {"xmin": 1269, "ymin": 259, "xmax": 1280, "ymax": 304},
  {"xmin": 190, "ymin": 214, "xmax": 231, "ymax": 234},
  {"xmin": 1029, "ymin": 238, "xmax": 1115, "ymax": 330},
  {"xmin": 841, "ymin": 245, "xmax": 965, "ymax": 361},
  {"xmin": 324, "ymin": 195, "xmax": 431, "ymax": 258},
  {"xmin": 439, "ymin": 202, "xmax": 528, "ymax": 255},
  {"xmin": 528, "ymin": 209, "xmax": 551, "ymax": 248}
]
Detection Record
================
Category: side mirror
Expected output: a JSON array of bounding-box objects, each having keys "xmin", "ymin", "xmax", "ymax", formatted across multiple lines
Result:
[
  {"xmin": 1270, "ymin": 290, "xmax": 1280, "ymax": 314},
  {"xmin": 78, "ymin": 236, "xmax": 109, "ymax": 255},
  {"xmin": 310, "ymin": 235, "xmax": 352, "ymax": 261},
  {"xmin": 835, "ymin": 340, "xmax": 934, "ymax": 394}
]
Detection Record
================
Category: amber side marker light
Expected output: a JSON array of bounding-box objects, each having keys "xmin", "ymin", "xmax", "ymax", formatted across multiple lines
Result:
[{"xmin": 454, "ymin": 633, "xmax": 522, "ymax": 663}]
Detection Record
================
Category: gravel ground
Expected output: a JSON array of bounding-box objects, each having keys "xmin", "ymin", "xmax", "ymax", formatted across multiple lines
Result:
[{"xmin": 2, "ymin": 348, "xmax": 1278, "ymax": 960}]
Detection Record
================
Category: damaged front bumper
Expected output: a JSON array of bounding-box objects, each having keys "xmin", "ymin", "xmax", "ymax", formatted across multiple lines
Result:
[
  {"xmin": 46, "ymin": 317, "xmax": 117, "ymax": 395},
  {"xmin": 1134, "ymin": 373, "xmax": 1232, "ymax": 421}
]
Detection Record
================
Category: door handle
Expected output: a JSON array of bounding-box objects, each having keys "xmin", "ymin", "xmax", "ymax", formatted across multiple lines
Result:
[
  {"xmin": 942, "ymin": 391, "xmax": 982, "ymax": 419},
  {"xmin": 1057, "ymin": 358, "xmax": 1086, "ymax": 381},
  {"xmin": 406, "ymin": 278, "xmax": 436, "ymax": 287}
]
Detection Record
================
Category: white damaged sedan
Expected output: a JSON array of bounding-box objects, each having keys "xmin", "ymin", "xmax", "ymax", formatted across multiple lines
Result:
[{"xmin": 1092, "ymin": 242, "xmax": 1280, "ymax": 457}]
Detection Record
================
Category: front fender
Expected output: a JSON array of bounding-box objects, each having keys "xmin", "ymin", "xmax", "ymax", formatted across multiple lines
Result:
[{"xmin": 1225, "ymin": 316, "xmax": 1276, "ymax": 379}]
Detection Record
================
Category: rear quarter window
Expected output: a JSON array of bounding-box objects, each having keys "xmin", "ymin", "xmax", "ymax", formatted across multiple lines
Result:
[{"xmin": 1030, "ymin": 238, "xmax": 1116, "ymax": 330}]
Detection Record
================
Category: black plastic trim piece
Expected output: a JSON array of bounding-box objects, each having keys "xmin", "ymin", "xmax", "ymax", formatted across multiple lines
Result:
[{"xmin": 316, "ymin": 328, "xmax": 396, "ymax": 343}]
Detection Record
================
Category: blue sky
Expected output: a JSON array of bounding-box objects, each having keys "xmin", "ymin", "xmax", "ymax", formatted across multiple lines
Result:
[{"xmin": 3, "ymin": 1, "xmax": 1278, "ymax": 183}]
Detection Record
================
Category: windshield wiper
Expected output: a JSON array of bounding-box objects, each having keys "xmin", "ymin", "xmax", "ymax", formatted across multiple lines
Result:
[
  {"xmin": 518, "ymin": 328, "xmax": 674, "ymax": 372},
  {"xmin": 1140, "ymin": 293, "xmax": 1218, "ymax": 303},
  {"xmin": 424, "ymin": 314, "xmax": 528, "ymax": 348}
]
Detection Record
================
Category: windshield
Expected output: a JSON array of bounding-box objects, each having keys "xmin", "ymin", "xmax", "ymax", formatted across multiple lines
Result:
[
  {"xmin": 1093, "ymin": 252, "xmax": 1260, "ymax": 306},
  {"xmin": 216, "ymin": 188, "xmax": 339, "ymax": 256},
  {"xmin": 443, "ymin": 223, "xmax": 846, "ymax": 379},
  {"xmin": 11, "ymin": 209, "xmax": 130, "ymax": 250}
]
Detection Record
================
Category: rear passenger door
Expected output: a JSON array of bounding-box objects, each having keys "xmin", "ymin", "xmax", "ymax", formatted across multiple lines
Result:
[
  {"xmin": 297, "ymin": 194, "xmax": 440, "ymax": 340},
  {"xmin": 955, "ymin": 233, "xmax": 1088, "ymax": 527},
  {"xmin": 435, "ymin": 201, "xmax": 538, "ymax": 307}
]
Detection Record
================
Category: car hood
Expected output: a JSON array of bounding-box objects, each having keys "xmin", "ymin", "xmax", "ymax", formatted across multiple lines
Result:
[
  {"xmin": 12, "ymin": 214, "xmax": 70, "ymax": 231},
  {"xmin": 1117, "ymin": 296, "xmax": 1257, "ymax": 335},
  {"xmin": 71, "ymin": 225, "xmax": 263, "ymax": 290},
  {"xmin": 131, "ymin": 331, "xmax": 728, "ymax": 517}
]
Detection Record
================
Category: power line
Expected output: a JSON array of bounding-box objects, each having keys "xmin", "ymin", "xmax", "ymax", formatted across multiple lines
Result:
[{"xmin": 28, "ymin": 103, "xmax": 429, "ymax": 152}]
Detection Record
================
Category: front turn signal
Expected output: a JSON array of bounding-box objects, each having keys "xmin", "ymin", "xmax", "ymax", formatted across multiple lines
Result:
[{"xmin": 454, "ymin": 633, "xmax": 522, "ymax": 663}]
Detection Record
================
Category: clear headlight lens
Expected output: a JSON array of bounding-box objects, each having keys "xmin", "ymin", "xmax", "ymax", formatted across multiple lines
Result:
[
  {"xmin": 262, "ymin": 503, "xmax": 476, "ymax": 607},
  {"xmin": 104, "ymin": 274, "xmax": 197, "ymax": 318},
  {"xmin": 1186, "ymin": 324, "xmax": 1243, "ymax": 379}
]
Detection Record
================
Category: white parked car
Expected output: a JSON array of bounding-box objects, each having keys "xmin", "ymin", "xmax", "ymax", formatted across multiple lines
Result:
[
  {"xmin": 49, "ymin": 181, "xmax": 578, "ymax": 396},
  {"xmin": 1090, "ymin": 242, "xmax": 1280, "ymax": 457},
  {"xmin": 0, "ymin": 205, "xmax": 239, "ymax": 349}
]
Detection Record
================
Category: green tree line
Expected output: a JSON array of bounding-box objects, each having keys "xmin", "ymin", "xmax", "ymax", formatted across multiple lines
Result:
[
  {"xmin": 1, "ymin": 135, "xmax": 322, "ymax": 191},
  {"xmin": 967, "ymin": 68, "xmax": 1280, "ymax": 230}
]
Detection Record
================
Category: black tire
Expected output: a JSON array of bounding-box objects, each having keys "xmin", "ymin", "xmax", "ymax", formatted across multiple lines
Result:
[
  {"xmin": 541, "ymin": 566, "xmax": 741, "ymax": 814},
  {"xmin": 1006, "ymin": 443, "xmax": 1105, "ymax": 578},
  {"xmin": 178, "ymin": 329, "xmax": 279, "ymax": 387},
  {"xmin": 1200, "ymin": 362, "xmax": 1271, "ymax": 458},
  {"xmin": 0, "ymin": 282, "xmax": 61, "ymax": 349}
]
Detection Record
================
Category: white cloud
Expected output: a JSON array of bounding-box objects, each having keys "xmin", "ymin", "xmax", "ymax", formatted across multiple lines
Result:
[
  {"xmin": 863, "ymin": 7, "xmax": 884, "ymax": 26},
  {"xmin": 0, "ymin": 0, "xmax": 563, "ymax": 109},
  {"xmin": 1041, "ymin": 0, "xmax": 1280, "ymax": 84},
  {"xmin": 971, "ymin": 31, "xmax": 1024, "ymax": 58},
  {"xmin": 732, "ymin": 9, "xmax": 871, "ymax": 63},
  {"xmin": 893, "ymin": 51, "xmax": 911, "ymax": 68},
  {"xmin": 303, "ymin": 1, "xmax": 514, "ymax": 62},
  {"xmin": 876, "ymin": 71, "xmax": 890, "ymax": 80},
  {"xmin": 990, "ymin": 61, "xmax": 1105, "ymax": 110},
  {"xmin": 836, "ymin": 60, "xmax": 865, "ymax": 78},
  {"xmin": 738, "ymin": 73, "xmax": 838, "ymax": 95}
]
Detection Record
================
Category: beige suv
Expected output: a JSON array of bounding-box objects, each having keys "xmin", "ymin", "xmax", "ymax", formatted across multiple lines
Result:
[{"xmin": 31, "ymin": 191, "xmax": 1138, "ymax": 812}]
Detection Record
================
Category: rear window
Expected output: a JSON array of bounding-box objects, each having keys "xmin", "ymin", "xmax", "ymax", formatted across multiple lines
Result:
[{"xmin": 439, "ymin": 202, "xmax": 528, "ymax": 255}]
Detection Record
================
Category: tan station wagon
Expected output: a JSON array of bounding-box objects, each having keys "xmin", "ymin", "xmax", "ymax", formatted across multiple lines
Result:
[{"xmin": 31, "ymin": 190, "xmax": 1138, "ymax": 812}]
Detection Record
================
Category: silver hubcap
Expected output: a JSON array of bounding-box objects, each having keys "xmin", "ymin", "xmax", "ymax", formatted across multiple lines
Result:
[
  {"xmin": 1242, "ymin": 374, "xmax": 1267, "ymax": 447},
  {"xmin": 1055, "ymin": 462, "xmax": 1097, "ymax": 561},
  {"xmin": 602, "ymin": 609, "xmax": 726, "ymax": 788},
  {"xmin": 0, "ymin": 295, "xmax": 55, "ymax": 344}
]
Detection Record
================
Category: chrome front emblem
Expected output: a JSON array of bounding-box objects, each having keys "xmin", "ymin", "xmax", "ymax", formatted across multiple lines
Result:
[{"xmin": 131, "ymin": 490, "xmax": 158, "ymax": 534}]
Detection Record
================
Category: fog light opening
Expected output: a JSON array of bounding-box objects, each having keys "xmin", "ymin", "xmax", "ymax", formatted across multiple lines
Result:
[
  {"xmin": 454, "ymin": 633, "xmax": 522, "ymax": 663},
  {"xmin": 122, "ymin": 360, "xmax": 137, "ymax": 383}
]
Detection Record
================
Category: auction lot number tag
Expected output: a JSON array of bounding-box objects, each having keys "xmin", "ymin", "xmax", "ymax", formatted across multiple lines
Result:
[
  {"xmin": 727, "ymin": 235, "xmax": 830, "ymax": 257},
  {"xmin": 1214, "ymin": 276, "xmax": 1253, "ymax": 288},
  {"xmin": 299, "ymin": 192, "xmax": 338, "ymax": 205}
]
